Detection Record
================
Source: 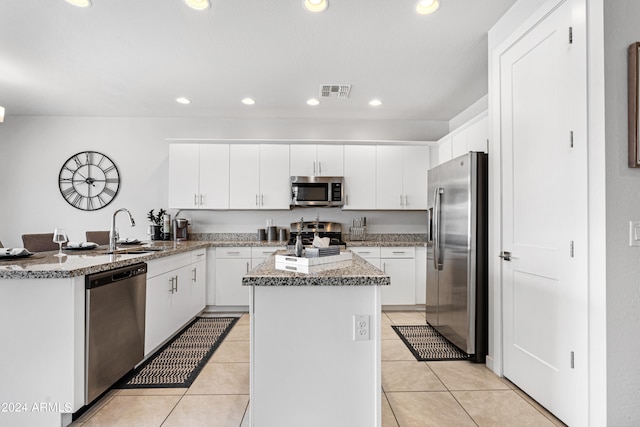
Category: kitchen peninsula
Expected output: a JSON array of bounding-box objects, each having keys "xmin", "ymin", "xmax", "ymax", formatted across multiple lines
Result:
[
  {"xmin": 242, "ymin": 250, "xmax": 390, "ymax": 427},
  {"xmin": 0, "ymin": 241, "xmax": 209, "ymax": 427}
]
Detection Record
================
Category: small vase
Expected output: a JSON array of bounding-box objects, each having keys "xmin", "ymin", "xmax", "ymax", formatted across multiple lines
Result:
[
  {"xmin": 294, "ymin": 234, "xmax": 304, "ymax": 257},
  {"xmin": 149, "ymin": 224, "xmax": 162, "ymax": 241}
]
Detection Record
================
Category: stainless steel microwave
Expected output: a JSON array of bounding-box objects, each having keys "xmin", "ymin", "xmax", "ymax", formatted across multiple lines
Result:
[{"xmin": 290, "ymin": 176, "xmax": 344, "ymax": 207}]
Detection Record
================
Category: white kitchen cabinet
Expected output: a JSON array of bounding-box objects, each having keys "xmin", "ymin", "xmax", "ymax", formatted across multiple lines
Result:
[
  {"xmin": 145, "ymin": 251, "xmax": 206, "ymax": 356},
  {"xmin": 290, "ymin": 144, "xmax": 343, "ymax": 176},
  {"xmin": 349, "ymin": 246, "xmax": 381, "ymax": 269},
  {"xmin": 436, "ymin": 112, "xmax": 488, "ymax": 166},
  {"xmin": 168, "ymin": 143, "xmax": 230, "ymax": 209},
  {"xmin": 229, "ymin": 144, "xmax": 290, "ymax": 210},
  {"xmin": 380, "ymin": 247, "xmax": 416, "ymax": 305},
  {"xmin": 376, "ymin": 146, "xmax": 429, "ymax": 210},
  {"xmin": 343, "ymin": 145, "xmax": 377, "ymax": 210},
  {"xmin": 251, "ymin": 246, "xmax": 286, "ymax": 268},
  {"xmin": 215, "ymin": 247, "xmax": 252, "ymax": 306}
]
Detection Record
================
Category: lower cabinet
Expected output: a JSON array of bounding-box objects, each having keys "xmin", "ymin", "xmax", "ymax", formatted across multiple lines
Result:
[
  {"xmin": 145, "ymin": 249, "xmax": 207, "ymax": 356},
  {"xmin": 215, "ymin": 247, "xmax": 252, "ymax": 307},
  {"xmin": 350, "ymin": 247, "xmax": 416, "ymax": 305}
]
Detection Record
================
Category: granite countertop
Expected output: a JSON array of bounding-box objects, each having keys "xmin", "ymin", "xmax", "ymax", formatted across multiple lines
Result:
[
  {"xmin": 0, "ymin": 241, "xmax": 210, "ymax": 279},
  {"xmin": 242, "ymin": 250, "xmax": 390, "ymax": 287}
]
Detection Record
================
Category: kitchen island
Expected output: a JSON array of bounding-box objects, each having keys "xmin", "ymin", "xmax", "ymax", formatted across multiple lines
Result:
[{"xmin": 242, "ymin": 250, "xmax": 390, "ymax": 427}]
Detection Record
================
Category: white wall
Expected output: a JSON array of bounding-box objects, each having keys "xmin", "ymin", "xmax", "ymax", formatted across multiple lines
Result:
[
  {"xmin": 603, "ymin": 1, "xmax": 640, "ymax": 424},
  {"xmin": 0, "ymin": 116, "xmax": 432, "ymax": 247}
]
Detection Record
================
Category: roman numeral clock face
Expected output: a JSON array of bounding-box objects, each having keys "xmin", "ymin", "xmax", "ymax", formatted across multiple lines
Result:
[{"xmin": 58, "ymin": 151, "xmax": 120, "ymax": 211}]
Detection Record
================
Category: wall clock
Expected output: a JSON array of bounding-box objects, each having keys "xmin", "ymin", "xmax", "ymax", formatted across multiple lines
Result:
[{"xmin": 58, "ymin": 151, "xmax": 120, "ymax": 211}]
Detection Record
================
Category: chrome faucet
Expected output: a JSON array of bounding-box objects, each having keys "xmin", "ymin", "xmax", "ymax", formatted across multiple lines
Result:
[{"xmin": 109, "ymin": 208, "xmax": 136, "ymax": 253}]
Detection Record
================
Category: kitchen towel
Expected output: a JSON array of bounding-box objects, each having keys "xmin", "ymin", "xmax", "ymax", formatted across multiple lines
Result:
[{"xmin": 0, "ymin": 248, "xmax": 31, "ymax": 258}]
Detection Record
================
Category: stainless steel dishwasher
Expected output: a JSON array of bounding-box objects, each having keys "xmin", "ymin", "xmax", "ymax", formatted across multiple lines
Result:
[{"xmin": 85, "ymin": 263, "xmax": 147, "ymax": 404}]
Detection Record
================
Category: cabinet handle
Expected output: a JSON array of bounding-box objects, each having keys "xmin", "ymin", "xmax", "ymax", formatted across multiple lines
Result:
[
  {"xmin": 313, "ymin": 161, "xmax": 316, "ymax": 175},
  {"xmin": 318, "ymin": 162, "xmax": 322, "ymax": 175},
  {"xmin": 261, "ymin": 194, "xmax": 264, "ymax": 206},
  {"xmin": 392, "ymin": 251, "xmax": 406, "ymax": 254},
  {"xmin": 383, "ymin": 262, "xmax": 386, "ymax": 273},
  {"xmin": 192, "ymin": 267, "xmax": 197, "ymax": 282},
  {"xmin": 255, "ymin": 194, "xmax": 259, "ymax": 206},
  {"xmin": 174, "ymin": 275, "xmax": 178, "ymax": 292},
  {"xmin": 227, "ymin": 251, "xmax": 240, "ymax": 255},
  {"xmin": 194, "ymin": 194, "xmax": 198, "ymax": 206},
  {"xmin": 200, "ymin": 194, "xmax": 204, "ymax": 205},
  {"xmin": 404, "ymin": 195, "xmax": 408, "ymax": 206},
  {"xmin": 359, "ymin": 251, "xmax": 371, "ymax": 254},
  {"xmin": 246, "ymin": 262, "xmax": 250, "ymax": 273},
  {"xmin": 169, "ymin": 277, "xmax": 175, "ymax": 294},
  {"xmin": 400, "ymin": 195, "xmax": 404, "ymax": 206},
  {"xmin": 196, "ymin": 253, "xmax": 205, "ymax": 258}
]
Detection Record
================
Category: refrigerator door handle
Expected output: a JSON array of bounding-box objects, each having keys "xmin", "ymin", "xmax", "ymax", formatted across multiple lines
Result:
[{"xmin": 433, "ymin": 187, "xmax": 443, "ymax": 270}]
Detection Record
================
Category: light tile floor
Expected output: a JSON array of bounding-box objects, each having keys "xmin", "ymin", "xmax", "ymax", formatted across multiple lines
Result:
[{"xmin": 70, "ymin": 311, "xmax": 566, "ymax": 427}]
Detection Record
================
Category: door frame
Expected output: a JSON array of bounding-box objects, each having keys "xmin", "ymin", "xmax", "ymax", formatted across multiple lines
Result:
[{"xmin": 488, "ymin": 0, "xmax": 606, "ymax": 424}]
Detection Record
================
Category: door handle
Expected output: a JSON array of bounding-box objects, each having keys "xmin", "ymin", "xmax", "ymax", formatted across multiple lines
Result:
[
  {"xmin": 498, "ymin": 251, "xmax": 512, "ymax": 261},
  {"xmin": 433, "ymin": 188, "xmax": 443, "ymax": 270}
]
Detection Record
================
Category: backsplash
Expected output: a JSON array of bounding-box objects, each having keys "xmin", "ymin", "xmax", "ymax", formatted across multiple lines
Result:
[{"xmin": 189, "ymin": 232, "xmax": 427, "ymax": 243}]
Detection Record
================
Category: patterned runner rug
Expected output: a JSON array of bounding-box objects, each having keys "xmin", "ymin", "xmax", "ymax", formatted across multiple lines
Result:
[
  {"xmin": 392, "ymin": 324, "xmax": 469, "ymax": 361},
  {"xmin": 117, "ymin": 316, "xmax": 239, "ymax": 388}
]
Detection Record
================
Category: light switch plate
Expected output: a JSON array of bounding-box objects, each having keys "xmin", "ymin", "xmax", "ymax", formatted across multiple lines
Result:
[{"xmin": 629, "ymin": 221, "xmax": 640, "ymax": 247}]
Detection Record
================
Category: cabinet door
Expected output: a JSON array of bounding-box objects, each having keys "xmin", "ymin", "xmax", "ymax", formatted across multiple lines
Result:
[
  {"xmin": 317, "ymin": 145, "xmax": 343, "ymax": 176},
  {"xmin": 188, "ymin": 257, "xmax": 207, "ymax": 316},
  {"xmin": 451, "ymin": 132, "xmax": 468, "ymax": 158},
  {"xmin": 215, "ymin": 258, "xmax": 251, "ymax": 306},
  {"xmin": 229, "ymin": 144, "xmax": 260, "ymax": 209},
  {"xmin": 289, "ymin": 145, "xmax": 317, "ymax": 176},
  {"xmin": 259, "ymin": 145, "xmax": 291, "ymax": 209},
  {"xmin": 343, "ymin": 145, "xmax": 376, "ymax": 209},
  {"xmin": 381, "ymin": 258, "xmax": 416, "ymax": 305},
  {"xmin": 376, "ymin": 146, "xmax": 403, "ymax": 209},
  {"xmin": 438, "ymin": 136, "xmax": 453, "ymax": 165},
  {"xmin": 168, "ymin": 143, "xmax": 200, "ymax": 209},
  {"xmin": 199, "ymin": 144, "xmax": 230, "ymax": 209},
  {"xmin": 402, "ymin": 146, "xmax": 429, "ymax": 210},
  {"xmin": 415, "ymin": 247, "xmax": 427, "ymax": 305},
  {"xmin": 145, "ymin": 271, "xmax": 174, "ymax": 355},
  {"xmin": 466, "ymin": 116, "xmax": 488, "ymax": 153}
]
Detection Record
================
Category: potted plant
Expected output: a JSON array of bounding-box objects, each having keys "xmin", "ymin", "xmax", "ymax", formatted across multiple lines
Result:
[{"xmin": 147, "ymin": 209, "xmax": 166, "ymax": 241}]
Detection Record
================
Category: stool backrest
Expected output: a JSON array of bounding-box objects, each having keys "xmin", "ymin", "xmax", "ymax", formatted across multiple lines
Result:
[
  {"xmin": 85, "ymin": 231, "xmax": 110, "ymax": 246},
  {"xmin": 21, "ymin": 233, "xmax": 58, "ymax": 252}
]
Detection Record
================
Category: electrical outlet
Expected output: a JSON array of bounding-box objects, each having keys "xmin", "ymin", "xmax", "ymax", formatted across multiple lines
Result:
[{"xmin": 353, "ymin": 315, "xmax": 370, "ymax": 341}]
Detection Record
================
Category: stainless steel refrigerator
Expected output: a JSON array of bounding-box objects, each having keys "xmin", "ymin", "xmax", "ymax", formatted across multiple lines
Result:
[{"xmin": 426, "ymin": 152, "xmax": 488, "ymax": 363}]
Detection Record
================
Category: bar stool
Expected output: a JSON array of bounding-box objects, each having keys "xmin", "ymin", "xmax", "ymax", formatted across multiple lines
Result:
[
  {"xmin": 0, "ymin": 240, "xmax": 3, "ymax": 248},
  {"xmin": 21, "ymin": 233, "xmax": 59, "ymax": 252},
  {"xmin": 85, "ymin": 231, "xmax": 110, "ymax": 246}
]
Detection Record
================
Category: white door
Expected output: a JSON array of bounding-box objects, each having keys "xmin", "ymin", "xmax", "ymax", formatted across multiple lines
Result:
[
  {"xmin": 289, "ymin": 144, "xmax": 317, "ymax": 176},
  {"xmin": 316, "ymin": 145, "xmax": 344, "ymax": 176},
  {"xmin": 499, "ymin": 1, "xmax": 587, "ymax": 425},
  {"xmin": 376, "ymin": 146, "xmax": 403, "ymax": 209}
]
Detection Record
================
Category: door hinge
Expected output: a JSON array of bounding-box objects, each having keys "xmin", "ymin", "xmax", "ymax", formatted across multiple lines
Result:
[
  {"xmin": 569, "ymin": 26, "xmax": 573, "ymax": 44},
  {"xmin": 570, "ymin": 131, "xmax": 574, "ymax": 148},
  {"xmin": 570, "ymin": 241, "xmax": 575, "ymax": 258},
  {"xmin": 571, "ymin": 351, "xmax": 575, "ymax": 369}
]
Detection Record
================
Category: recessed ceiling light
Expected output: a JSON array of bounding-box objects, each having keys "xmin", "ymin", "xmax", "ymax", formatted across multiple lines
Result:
[
  {"xmin": 416, "ymin": 0, "xmax": 440, "ymax": 15},
  {"xmin": 65, "ymin": 0, "xmax": 91, "ymax": 7},
  {"xmin": 0, "ymin": 106, "xmax": 5, "ymax": 123},
  {"xmin": 307, "ymin": 98, "xmax": 320, "ymax": 106},
  {"xmin": 184, "ymin": 0, "xmax": 210, "ymax": 10},
  {"xmin": 369, "ymin": 99, "xmax": 383, "ymax": 107},
  {"xmin": 176, "ymin": 97, "xmax": 191, "ymax": 105},
  {"xmin": 242, "ymin": 98, "xmax": 256, "ymax": 105},
  {"xmin": 304, "ymin": 0, "xmax": 328, "ymax": 13}
]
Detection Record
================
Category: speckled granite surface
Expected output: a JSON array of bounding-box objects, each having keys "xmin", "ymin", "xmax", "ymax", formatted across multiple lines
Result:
[
  {"xmin": 0, "ymin": 241, "xmax": 210, "ymax": 279},
  {"xmin": 242, "ymin": 250, "xmax": 390, "ymax": 287},
  {"xmin": 0, "ymin": 233, "xmax": 426, "ymax": 279}
]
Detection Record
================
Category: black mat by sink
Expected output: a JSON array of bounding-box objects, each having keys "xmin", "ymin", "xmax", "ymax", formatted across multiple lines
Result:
[
  {"xmin": 117, "ymin": 316, "xmax": 239, "ymax": 388},
  {"xmin": 392, "ymin": 324, "xmax": 469, "ymax": 361}
]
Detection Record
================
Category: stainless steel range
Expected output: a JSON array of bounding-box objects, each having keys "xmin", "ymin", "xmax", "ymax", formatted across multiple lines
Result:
[{"xmin": 287, "ymin": 221, "xmax": 347, "ymax": 249}]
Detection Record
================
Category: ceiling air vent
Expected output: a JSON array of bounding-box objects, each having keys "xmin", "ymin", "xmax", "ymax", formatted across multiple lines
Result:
[{"xmin": 320, "ymin": 84, "xmax": 351, "ymax": 99}]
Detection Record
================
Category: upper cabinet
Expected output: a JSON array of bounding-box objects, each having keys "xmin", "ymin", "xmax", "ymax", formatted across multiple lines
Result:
[
  {"xmin": 229, "ymin": 144, "xmax": 290, "ymax": 210},
  {"xmin": 290, "ymin": 144, "xmax": 343, "ymax": 176},
  {"xmin": 435, "ymin": 112, "xmax": 488, "ymax": 166},
  {"xmin": 376, "ymin": 145, "xmax": 430, "ymax": 210},
  {"xmin": 168, "ymin": 143, "xmax": 229, "ymax": 209},
  {"xmin": 343, "ymin": 145, "xmax": 377, "ymax": 210}
]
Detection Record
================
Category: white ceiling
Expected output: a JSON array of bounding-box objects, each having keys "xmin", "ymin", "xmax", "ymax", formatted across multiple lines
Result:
[{"xmin": 0, "ymin": 0, "xmax": 516, "ymax": 122}]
